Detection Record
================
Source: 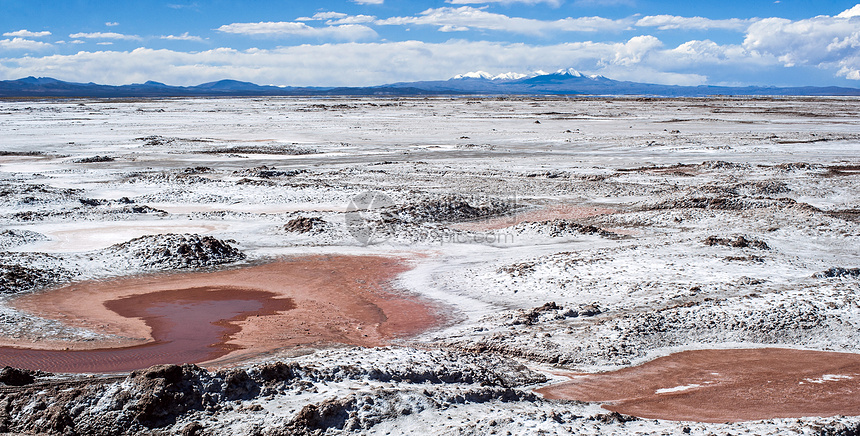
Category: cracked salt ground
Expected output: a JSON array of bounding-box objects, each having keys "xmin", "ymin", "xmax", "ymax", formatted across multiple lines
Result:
[{"xmin": 0, "ymin": 97, "xmax": 859, "ymax": 434}]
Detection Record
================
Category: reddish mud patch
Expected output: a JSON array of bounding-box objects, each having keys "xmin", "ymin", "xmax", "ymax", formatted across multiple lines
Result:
[
  {"xmin": 454, "ymin": 204, "xmax": 615, "ymax": 231},
  {"xmin": 1, "ymin": 255, "xmax": 441, "ymax": 373},
  {"xmin": 536, "ymin": 348, "xmax": 860, "ymax": 422},
  {"xmin": 0, "ymin": 287, "xmax": 294, "ymax": 373}
]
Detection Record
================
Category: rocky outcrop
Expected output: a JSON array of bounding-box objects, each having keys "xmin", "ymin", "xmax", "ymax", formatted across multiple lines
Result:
[
  {"xmin": 0, "ymin": 264, "xmax": 69, "ymax": 294},
  {"xmin": 105, "ymin": 234, "xmax": 245, "ymax": 270}
]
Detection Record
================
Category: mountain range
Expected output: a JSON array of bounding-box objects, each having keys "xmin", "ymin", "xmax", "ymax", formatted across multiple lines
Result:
[{"xmin": 2, "ymin": 70, "xmax": 860, "ymax": 97}]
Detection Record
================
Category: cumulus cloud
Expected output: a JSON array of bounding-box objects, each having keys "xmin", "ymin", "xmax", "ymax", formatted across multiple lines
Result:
[
  {"xmin": 636, "ymin": 15, "xmax": 756, "ymax": 31},
  {"xmin": 743, "ymin": 11, "xmax": 860, "ymax": 79},
  {"xmin": 216, "ymin": 21, "xmax": 378, "ymax": 40},
  {"xmin": 328, "ymin": 15, "xmax": 378, "ymax": 25},
  {"xmin": 837, "ymin": 4, "xmax": 860, "ymax": 18},
  {"xmin": 161, "ymin": 32, "xmax": 206, "ymax": 42},
  {"xmin": 669, "ymin": 40, "xmax": 755, "ymax": 63},
  {"xmin": 105, "ymin": 22, "xmax": 119, "ymax": 27},
  {"xmin": 3, "ymin": 29, "xmax": 51, "ymax": 38},
  {"xmin": 377, "ymin": 6, "xmax": 631, "ymax": 35},
  {"xmin": 297, "ymin": 12, "xmax": 349, "ymax": 21},
  {"xmin": 352, "ymin": 0, "xmax": 384, "ymax": 4},
  {"xmin": 0, "ymin": 38, "xmax": 53, "ymax": 51},
  {"xmin": 298, "ymin": 12, "xmax": 378, "ymax": 25},
  {"xmin": 68, "ymin": 32, "xmax": 141, "ymax": 40}
]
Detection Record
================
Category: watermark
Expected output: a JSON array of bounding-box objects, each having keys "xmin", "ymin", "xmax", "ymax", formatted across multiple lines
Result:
[
  {"xmin": 411, "ymin": 227, "xmax": 517, "ymax": 245},
  {"xmin": 345, "ymin": 191, "xmax": 395, "ymax": 245}
]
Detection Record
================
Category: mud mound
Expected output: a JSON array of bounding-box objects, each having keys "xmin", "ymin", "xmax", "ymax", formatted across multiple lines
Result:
[
  {"xmin": 233, "ymin": 165, "xmax": 306, "ymax": 179},
  {"xmin": 829, "ymin": 209, "xmax": 860, "ymax": 223},
  {"xmin": 387, "ymin": 196, "xmax": 517, "ymax": 224},
  {"xmin": 814, "ymin": 267, "xmax": 860, "ymax": 278},
  {"xmin": 653, "ymin": 195, "xmax": 813, "ymax": 211},
  {"xmin": 0, "ymin": 350, "xmax": 546, "ymax": 435},
  {"xmin": 0, "ymin": 183, "xmax": 82, "ymax": 206},
  {"xmin": 105, "ymin": 234, "xmax": 245, "ymax": 270},
  {"xmin": 74, "ymin": 155, "xmax": 115, "ymax": 163},
  {"xmin": 514, "ymin": 219, "xmax": 621, "ymax": 238},
  {"xmin": 0, "ymin": 367, "xmax": 39, "ymax": 386},
  {"xmin": 201, "ymin": 145, "xmax": 317, "ymax": 155},
  {"xmin": 732, "ymin": 181, "xmax": 790, "ymax": 196},
  {"xmin": 704, "ymin": 235, "xmax": 770, "ymax": 250},
  {"xmin": 283, "ymin": 217, "xmax": 327, "ymax": 234},
  {"xmin": 0, "ymin": 264, "xmax": 69, "ymax": 294},
  {"xmin": 0, "ymin": 229, "xmax": 48, "ymax": 250},
  {"xmin": 282, "ymin": 387, "xmax": 533, "ymax": 435}
]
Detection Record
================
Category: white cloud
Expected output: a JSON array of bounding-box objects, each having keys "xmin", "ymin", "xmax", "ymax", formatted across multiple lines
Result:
[
  {"xmin": 297, "ymin": 12, "xmax": 348, "ymax": 21},
  {"xmin": 609, "ymin": 35, "xmax": 661, "ymax": 66},
  {"xmin": 0, "ymin": 37, "xmax": 53, "ymax": 51},
  {"xmin": 97, "ymin": 42, "xmax": 113, "ymax": 46},
  {"xmin": 216, "ymin": 22, "xmax": 378, "ymax": 40},
  {"xmin": 669, "ymin": 40, "xmax": 755, "ymax": 63},
  {"xmin": 68, "ymin": 32, "xmax": 141, "ymax": 40},
  {"xmin": 298, "ymin": 12, "xmax": 377, "ymax": 25},
  {"xmin": 105, "ymin": 22, "xmax": 120, "ymax": 27},
  {"xmin": 0, "ymin": 38, "xmax": 712, "ymax": 87},
  {"xmin": 3, "ymin": 29, "xmax": 52, "ymax": 38},
  {"xmin": 447, "ymin": 0, "xmax": 562, "ymax": 6},
  {"xmin": 636, "ymin": 15, "xmax": 756, "ymax": 31},
  {"xmin": 161, "ymin": 32, "xmax": 206, "ymax": 42},
  {"xmin": 837, "ymin": 4, "xmax": 860, "ymax": 18},
  {"xmin": 377, "ymin": 6, "xmax": 631, "ymax": 35},
  {"xmin": 743, "ymin": 13, "xmax": 860, "ymax": 79},
  {"xmin": 352, "ymin": 0, "xmax": 384, "ymax": 4},
  {"xmin": 328, "ymin": 15, "xmax": 378, "ymax": 25}
]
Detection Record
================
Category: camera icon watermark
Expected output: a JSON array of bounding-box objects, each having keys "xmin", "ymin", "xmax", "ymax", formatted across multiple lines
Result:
[{"xmin": 345, "ymin": 191, "xmax": 395, "ymax": 245}]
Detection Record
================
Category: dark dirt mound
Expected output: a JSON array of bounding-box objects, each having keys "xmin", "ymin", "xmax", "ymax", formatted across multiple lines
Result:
[
  {"xmin": 0, "ymin": 264, "xmax": 70, "ymax": 294},
  {"xmin": 814, "ymin": 267, "xmax": 860, "ymax": 279},
  {"xmin": 106, "ymin": 234, "xmax": 245, "ymax": 270},
  {"xmin": 0, "ymin": 229, "xmax": 48, "ymax": 250},
  {"xmin": 704, "ymin": 235, "xmax": 770, "ymax": 250},
  {"xmin": 75, "ymin": 155, "xmax": 115, "ymax": 164},
  {"xmin": 0, "ymin": 366, "xmax": 39, "ymax": 386},
  {"xmin": 0, "ymin": 352, "xmax": 545, "ymax": 435},
  {"xmin": 521, "ymin": 219, "xmax": 621, "ymax": 239},
  {"xmin": 387, "ymin": 196, "xmax": 518, "ymax": 224},
  {"xmin": 283, "ymin": 217, "xmax": 327, "ymax": 234}
]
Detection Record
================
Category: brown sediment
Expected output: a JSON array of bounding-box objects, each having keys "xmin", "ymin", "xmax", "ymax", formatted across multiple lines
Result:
[
  {"xmin": 0, "ymin": 287, "xmax": 294, "ymax": 373},
  {"xmin": 0, "ymin": 255, "xmax": 442, "ymax": 373},
  {"xmin": 536, "ymin": 348, "xmax": 860, "ymax": 423},
  {"xmin": 454, "ymin": 204, "xmax": 615, "ymax": 231}
]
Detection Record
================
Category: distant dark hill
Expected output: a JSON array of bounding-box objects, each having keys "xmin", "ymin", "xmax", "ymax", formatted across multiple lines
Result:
[{"xmin": 1, "ymin": 74, "xmax": 859, "ymax": 98}]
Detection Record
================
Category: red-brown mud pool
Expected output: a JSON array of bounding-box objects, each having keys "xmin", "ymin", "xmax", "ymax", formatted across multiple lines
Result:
[
  {"xmin": 537, "ymin": 348, "xmax": 860, "ymax": 422},
  {"xmin": 0, "ymin": 287, "xmax": 293, "ymax": 373},
  {"xmin": 0, "ymin": 256, "xmax": 442, "ymax": 373}
]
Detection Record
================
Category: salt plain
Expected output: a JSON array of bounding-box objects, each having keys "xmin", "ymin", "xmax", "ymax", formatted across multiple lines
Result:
[{"xmin": 0, "ymin": 96, "xmax": 859, "ymax": 434}]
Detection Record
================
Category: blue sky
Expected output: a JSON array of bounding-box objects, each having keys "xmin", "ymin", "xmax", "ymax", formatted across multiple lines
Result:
[{"xmin": 1, "ymin": 0, "xmax": 859, "ymax": 87}]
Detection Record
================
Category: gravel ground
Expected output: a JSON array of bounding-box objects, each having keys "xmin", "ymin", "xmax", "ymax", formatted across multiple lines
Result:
[{"xmin": 0, "ymin": 96, "xmax": 859, "ymax": 434}]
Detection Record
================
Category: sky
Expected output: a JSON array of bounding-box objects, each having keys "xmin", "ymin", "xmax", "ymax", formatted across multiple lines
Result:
[{"xmin": 1, "ymin": 0, "xmax": 860, "ymax": 88}]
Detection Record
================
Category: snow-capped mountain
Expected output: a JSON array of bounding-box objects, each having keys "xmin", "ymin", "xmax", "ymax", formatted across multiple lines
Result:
[
  {"xmin": 452, "ymin": 71, "xmax": 529, "ymax": 81},
  {"xmin": 452, "ymin": 68, "xmax": 599, "ymax": 81}
]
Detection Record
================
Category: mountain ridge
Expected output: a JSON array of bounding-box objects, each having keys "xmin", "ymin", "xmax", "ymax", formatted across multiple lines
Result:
[{"xmin": 2, "ymin": 72, "xmax": 860, "ymax": 97}]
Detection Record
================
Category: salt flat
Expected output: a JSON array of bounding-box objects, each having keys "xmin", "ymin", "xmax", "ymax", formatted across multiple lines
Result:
[{"xmin": 0, "ymin": 96, "xmax": 859, "ymax": 435}]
